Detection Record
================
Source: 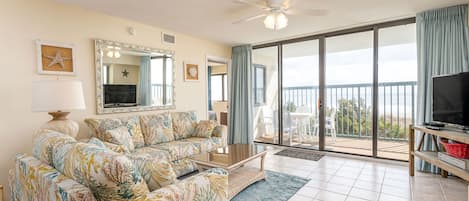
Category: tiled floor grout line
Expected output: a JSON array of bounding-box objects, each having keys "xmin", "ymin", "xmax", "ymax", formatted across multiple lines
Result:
[
  {"xmin": 345, "ymin": 163, "xmax": 365, "ymax": 201},
  {"xmin": 265, "ymin": 146, "xmax": 468, "ymax": 201},
  {"xmin": 438, "ymin": 178, "xmax": 448, "ymax": 201},
  {"xmin": 377, "ymin": 167, "xmax": 387, "ymax": 201}
]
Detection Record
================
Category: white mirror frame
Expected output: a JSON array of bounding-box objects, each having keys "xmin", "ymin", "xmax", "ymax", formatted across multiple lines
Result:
[{"xmin": 94, "ymin": 39, "xmax": 176, "ymax": 114}]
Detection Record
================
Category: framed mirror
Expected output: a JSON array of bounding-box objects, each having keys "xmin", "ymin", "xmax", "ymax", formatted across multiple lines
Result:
[{"xmin": 94, "ymin": 39, "xmax": 175, "ymax": 114}]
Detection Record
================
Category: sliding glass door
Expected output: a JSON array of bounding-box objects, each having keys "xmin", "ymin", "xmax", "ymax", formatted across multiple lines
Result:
[
  {"xmin": 252, "ymin": 46, "xmax": 279, "ymax": 144},
  {"xmin": 377, "ymin": 24, "xmax": 417, "ymax": 160},
  {"xmin": 282, "ymin": 40, "xmax": 320, "ymax": 147},
  {"xmin": 252, "ymin": 18, "xmax": 417, "ymax": 160},
  {"xmin": 325, "ymin": 31, "xmax": 374, "ymax": 156}
]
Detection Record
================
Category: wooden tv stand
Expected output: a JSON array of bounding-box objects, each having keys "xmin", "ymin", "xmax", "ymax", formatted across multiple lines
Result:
[{"xmin": 409, "ymin": 125, "xmax": 469, "ymax": 200}]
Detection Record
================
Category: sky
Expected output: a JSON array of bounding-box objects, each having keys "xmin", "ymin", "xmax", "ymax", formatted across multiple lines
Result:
[{"xmin": 283, "ymin": 43, "xmax": 418, "ymax": 87}]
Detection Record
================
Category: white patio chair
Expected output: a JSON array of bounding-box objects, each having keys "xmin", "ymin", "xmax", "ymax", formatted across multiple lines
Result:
[
  {"xmin": 273, "ymin": 110, "xmax": 297, "ymax": 146},
  {"xmin": 312, "ymin": 110, "xmax": 337, "ymax": 143}
]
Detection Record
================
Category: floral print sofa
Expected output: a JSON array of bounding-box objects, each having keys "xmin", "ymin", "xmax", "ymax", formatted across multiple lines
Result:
[{"xmin": 9, "ymin": 111, "xmax": 229, "ymax": 201}]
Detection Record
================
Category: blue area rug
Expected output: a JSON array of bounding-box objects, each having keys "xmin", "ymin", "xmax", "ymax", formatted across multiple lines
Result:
[{"xmin": 231, "ymin": 170, "xmax": 310, "ymax": 201}]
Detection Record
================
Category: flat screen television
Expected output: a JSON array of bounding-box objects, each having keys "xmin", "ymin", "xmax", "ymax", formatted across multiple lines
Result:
[
  {"xmin": 104, "ymin": 84, "xmax": 137, "ymax": 107},
  {"xmin": 432, "ymin": 72, "xmax": 469, "ymax": 127}
]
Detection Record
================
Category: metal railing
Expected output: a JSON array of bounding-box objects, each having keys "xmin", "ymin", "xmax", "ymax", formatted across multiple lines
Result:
[
  {"xmin": 151, "ymin": 84, "xmax": 173, "ymax": 105},
  {"xmin": 283, "ymin": 81, "xmax": 417, "ymax": 141}
]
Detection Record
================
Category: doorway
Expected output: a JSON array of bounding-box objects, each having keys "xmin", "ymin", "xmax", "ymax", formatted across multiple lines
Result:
[{"xmin": 206, "ymin": 56, "xmax": 230, "ymax": 126}]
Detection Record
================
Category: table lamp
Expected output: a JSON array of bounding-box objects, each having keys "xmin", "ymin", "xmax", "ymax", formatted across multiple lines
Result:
[{"xmin": 32, "ymin": 80, "xmax": 85, "ymax": 138}]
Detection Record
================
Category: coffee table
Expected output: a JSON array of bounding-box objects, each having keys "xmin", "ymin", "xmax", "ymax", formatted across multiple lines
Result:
[{"xmin": 189, "ymin": 144, "xmax": 267, "ymax": 199}]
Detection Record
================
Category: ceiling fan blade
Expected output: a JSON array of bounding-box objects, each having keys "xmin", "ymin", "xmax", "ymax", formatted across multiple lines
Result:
[
  {"xmin": 285, "ymin": 8, "xmax": 328, "ymax": 16},
  {"xmin": 233, "ymin": 0, "xmax": 269, "ymax": 10},
  {"xmin": 233, "ymin": 13, "xmax": 267, "ymax": 24},
  {"xmin": 282, "ymin": 0, "xmax": 292, "ymax": 9}
]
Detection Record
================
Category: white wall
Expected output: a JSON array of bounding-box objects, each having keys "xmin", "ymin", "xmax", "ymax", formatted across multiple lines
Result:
[{"xmin": 0, "ymin": 0, "xmax": 231, "ymax": 194}]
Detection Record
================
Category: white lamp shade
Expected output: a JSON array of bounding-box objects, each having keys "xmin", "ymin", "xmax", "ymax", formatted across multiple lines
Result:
[{"xmin": 32, "ymin": 80, "xmax": 86, "ymax": 112}]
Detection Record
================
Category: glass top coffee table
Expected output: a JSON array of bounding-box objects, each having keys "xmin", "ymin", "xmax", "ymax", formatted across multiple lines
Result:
[{"xmin": 189, "ymin": 144, "xmax": 267, "ymax": 199}]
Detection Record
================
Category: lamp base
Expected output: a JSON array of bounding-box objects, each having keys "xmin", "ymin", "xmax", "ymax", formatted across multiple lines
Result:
[
  {"xmin": 41, "ymin": 111, "xmax": 79, "ymax": 138},
  {"xmin": 48, "ymin": 111, "xmax": 70, "ymax": 120}
]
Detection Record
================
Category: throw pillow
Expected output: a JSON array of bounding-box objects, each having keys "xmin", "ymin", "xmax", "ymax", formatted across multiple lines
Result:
[
  {"xmin": 193, "ymin": 120, "xmax": 218, "ymax": 138},
  {"xmin": 172, "ymin": 111, "xmax": 198, "ymax": 140},
  {"xmin": 103, "ymin": 126, "xmax": 135, "ymax": 151},
  {"xmin": 211, "ymin": 125, "xmax": 224, "ymax": 137},
  {"xmin": 88, "ymin": 137, "xmax": 130, "ymax": 154},
  {"xmin": 85, "ymin": 116, "xmax": 145, "ymax": 148},
  {"xmin": 140, "ymin": 113, "xmax": 175, "ymax": 145},
  {"xmin": 32, "ymin": 129, "xmax": 76, "ymax": 166}
]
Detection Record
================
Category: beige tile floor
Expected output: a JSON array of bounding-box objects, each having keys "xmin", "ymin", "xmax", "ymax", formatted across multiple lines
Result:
[{"xmin": 244, "ymin": 145, "xmax": 467, "ymax": 201}]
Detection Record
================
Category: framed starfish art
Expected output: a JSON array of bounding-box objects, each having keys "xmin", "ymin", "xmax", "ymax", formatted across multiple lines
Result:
[{"xmin": 36, "ymin": 40, "xmax": 76, "ymax": 76}]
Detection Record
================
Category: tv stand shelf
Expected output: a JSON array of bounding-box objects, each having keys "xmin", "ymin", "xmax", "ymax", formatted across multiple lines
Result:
[{"xmin": 409, "ymin": 125, "xmax": 469, "ymax": 201}]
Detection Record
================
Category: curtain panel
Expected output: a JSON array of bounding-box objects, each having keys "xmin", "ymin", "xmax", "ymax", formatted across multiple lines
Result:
[
  {"xmin": 416, "ymin": 4, "xmax": 469, "ymax": 173},
  {"xmin": 228, "ymin": 45, "xmax": 254, "ymax": 144},
  {"xmin": 208, "ymin": 66, "xmax": 213, "ymax": 111},
  {"xmin": 139, "ymin": 56, "xmax": 152, "ymax": 106}
]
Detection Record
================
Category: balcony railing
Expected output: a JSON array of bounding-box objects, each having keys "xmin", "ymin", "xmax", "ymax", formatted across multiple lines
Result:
[
  {"xmin": 151, "ymin": 84, "xmax": 173, "ymax": 105},
  {"xmin": 283, "ymin": 81, "xmax": 417, "ymax": 141}
]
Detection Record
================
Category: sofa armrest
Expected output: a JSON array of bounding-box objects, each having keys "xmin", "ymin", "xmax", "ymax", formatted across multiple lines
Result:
[
  {"xmin": 10, "ymin": 154, "xmax": 96, "ymax": 201},
  {"xmin": 138, "ymin": 168, "xmax": 228, "ymax": 201},
  {"xmin": 212, "ymin": 125, "xmax": 228, "ymax": 147}
]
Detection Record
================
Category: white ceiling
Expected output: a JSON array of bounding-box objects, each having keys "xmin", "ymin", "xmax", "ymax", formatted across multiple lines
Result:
[{"xmin": 55, "ymin": 0, "xmax": 466, "ymax": 46}]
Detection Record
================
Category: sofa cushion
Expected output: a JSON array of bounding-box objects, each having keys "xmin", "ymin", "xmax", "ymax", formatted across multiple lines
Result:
[
  {"xmin": 140, "ymin": 113, "xmax": 175, "ymax": 145},
  {"xmin": 33, "ymin": 129, "xmax": 76, "ymax": 166},
  {"xmin": 181, "ymin": 137, "xmax": 216, "ymax": 153},
  {"xmin": 142, "ymin": 168, "xmax": 228, "ymax": 201},
  {"xmin": 130, "ymin": 147, "xmax": 171, "ymax": 161},
  {"xmin": 85, "ymin": 116, "xmax": 145, "ymax": 148},
  {"xmin": 63, "ymin": 142, "xmax": 149, "ymax": 201},
  {"xmin": 170, "ymin": 158, "xmax": 199, "ymax": 177},
  {"xmin": 88, "ymin": 137, "xmax": 131, "ymax": 154},
  {"xmin": 193, "ymin": 120, "xmax": 218, "ymax": 138},
  {"xmin": 103, "ymin": 126, "xmax": 136, "ymax": 151},
  {"xmin": 210, "ymin": 136, "xmax": 225, "ymax": 148},
  {"xmin": 172, "ymin": 111, "xmax": 197, "ymax": 140},
  {"xmin": 150, "ymin": 141, "xmax": 200, "ymax": 161},
  {"xmin": 128, "ymin": 154, "xmax": 178, "ymax": 191}
]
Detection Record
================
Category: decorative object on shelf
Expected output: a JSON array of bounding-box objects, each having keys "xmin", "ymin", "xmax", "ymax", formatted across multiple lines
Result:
[
  {"xmin": 32, "ymin": 80, "xmax": 86, "ymax": 138},
  {"xmin": 122, "ymin": 69, "xmax": 129, "ymax": 78},
  {"xmin": 36, "ymin": 40, "xmax": 76, "ymax": 76},
  {"xmin": 184, "ymin": 62, "xmax": 199, "ymax": 81},
  {"xmin": 0, "ymin": 184, "xmax": 3, "ymax": 201}
]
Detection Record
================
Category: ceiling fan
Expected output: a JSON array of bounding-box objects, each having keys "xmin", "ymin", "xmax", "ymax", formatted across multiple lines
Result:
[{"xmin": 233, "ymin": 0, "xmax": 328, "ymax": 30}]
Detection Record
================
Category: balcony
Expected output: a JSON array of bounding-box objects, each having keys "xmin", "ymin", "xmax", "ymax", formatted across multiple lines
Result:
[{"xmin": 255, "ymin": 81, "xmax": 417, "ymax": 160}]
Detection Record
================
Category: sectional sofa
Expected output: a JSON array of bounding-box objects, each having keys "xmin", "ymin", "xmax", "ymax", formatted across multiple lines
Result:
[{"xmin": 9, "ymin": 111, "xmax": 229, "ymax": 201}]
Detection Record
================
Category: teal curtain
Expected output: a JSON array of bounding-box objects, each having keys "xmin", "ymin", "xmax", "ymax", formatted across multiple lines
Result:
[
  {"xmin": 139, "ymin": 56, "xmax": 152, "ymax": 106},
  {"xmin": 208, "ymin": 66, "xmax": 213, "ymax": 111},
  {"xmin": 229, "ymin": 45, "xmax": 254, "ymax": 144},
  {"xmin": 416, "ymin": 4, "xmax": 469, "ymax": 173}
]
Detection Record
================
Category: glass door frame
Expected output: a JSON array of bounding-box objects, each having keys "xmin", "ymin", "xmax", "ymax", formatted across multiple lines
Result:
[{"xmin": 253, "ymin": 17, "xmax": 416, "ymax": 160}]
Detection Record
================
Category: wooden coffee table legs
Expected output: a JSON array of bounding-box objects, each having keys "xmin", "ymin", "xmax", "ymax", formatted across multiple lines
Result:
[{"xmin": 228, "ymin": 153, "xmax": 266, "ymax": 199}]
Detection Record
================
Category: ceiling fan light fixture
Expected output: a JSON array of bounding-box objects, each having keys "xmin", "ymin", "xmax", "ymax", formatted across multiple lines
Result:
[{"xmin": 264, "ymin": 12, "xmax": 288, "ymax": 30}]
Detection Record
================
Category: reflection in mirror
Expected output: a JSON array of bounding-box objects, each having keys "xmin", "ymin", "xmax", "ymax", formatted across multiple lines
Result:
[{"xmin": 95, "ymin": 40, "xmax": 175, "ymax": 114}]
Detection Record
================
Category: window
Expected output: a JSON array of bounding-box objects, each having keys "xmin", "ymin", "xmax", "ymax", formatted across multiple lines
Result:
[
  {"xmin": 254, "ymin": 65, "xmax": 266, "ymax": 105},
  {"xmin": 211, "ymin": 74, "xmax": 227, "ymax": 101}
]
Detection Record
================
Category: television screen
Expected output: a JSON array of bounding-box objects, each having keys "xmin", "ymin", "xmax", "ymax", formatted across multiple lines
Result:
[
  {"xmin": 104, "ymin": 84, "xmax": 137, "ymax": 105},
  {"xmin": 432, "ymin": 72, "xmax": 469, "ymax": 127}
]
